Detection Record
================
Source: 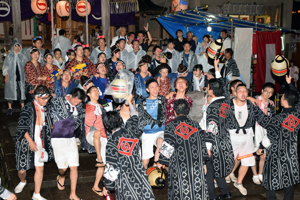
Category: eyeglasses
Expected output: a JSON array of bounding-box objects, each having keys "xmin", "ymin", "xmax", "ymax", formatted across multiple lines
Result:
[{"xmin": 263, "ymin": 89, "xmax": 273, "ymax": 95}]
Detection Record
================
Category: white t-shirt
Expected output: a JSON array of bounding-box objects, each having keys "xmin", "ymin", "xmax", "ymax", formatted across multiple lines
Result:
[{"xmin": 234, "ymin": 101, "xmax": 248, "ymax": 134}]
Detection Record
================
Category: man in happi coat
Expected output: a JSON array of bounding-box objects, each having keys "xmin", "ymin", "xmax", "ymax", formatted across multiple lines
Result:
[
  {"xmin": 226, "ymin": 83, "xmax": 271, "ymax": 196},
  {"xmin": 15, "ymin": 85, "xmax": 53, "ymax": 199},
  {"xmin": 137, "ymin": 79, "xmax": 166, "ymax": 169},
  {"xmin": 102, "ymin": 94, "xmax": 155, "ymax": 200},
  {"xmin": 205, "ymin": 79, "xmax": 234, "ymax": 199},
  {"xmin": 157, "ymin": 99, "xmax": 209, "ymax": 200},
  {"xmin": 49, "ymin": 88, "xmax": 85, "ymax": 200},
  {"xmin": 256, "ymin": 75, "xmax": 300, "ymax": 200}
]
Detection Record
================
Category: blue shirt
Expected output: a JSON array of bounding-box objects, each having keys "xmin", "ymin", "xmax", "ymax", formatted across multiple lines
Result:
[
  {"xmin": 92, "ymin": 76, "xmax": 112, "ymax": 103},
  {"xmin": 143, "ymin": 98, "xmax": 165, "ymax": 134},
  {"xmin": 134, "ymin": 73, "xmax": 151, "ymax": 104},
  {"xmin": 54, "ymin": 79, "xmax": 78, "ymax": 98}
]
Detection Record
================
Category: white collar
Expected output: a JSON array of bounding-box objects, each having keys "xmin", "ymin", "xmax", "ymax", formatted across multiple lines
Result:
[
  {"xmin": 88, "ymin": 101, "xmax": 102, "ymax": 116},
  {"xmin": 65, "ymin": 97, "xmax": 78, "ymax": 116},
  {"xmin": 210, "ymin": 96, "xmax": 225, "ymax": 104}
]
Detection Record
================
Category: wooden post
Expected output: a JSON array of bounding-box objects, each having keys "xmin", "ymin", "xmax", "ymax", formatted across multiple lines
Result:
[
  {"xmin": 12, "ymin": 0, "xmax": 22, "ymax": 42},
  {"xmin": 85, "ymin": 0, "xmax": 88, "ymax": 44},
  {"xmin": 69, "ymin": 0, "xmax": 72, "ymax": 40},
  {"xmin": 51, "ymin": 0, "xmax": 54, "ymax": 48},
  {"xmin": 101, "ymin": 0, "xmax": 110, "ymax": 46}
]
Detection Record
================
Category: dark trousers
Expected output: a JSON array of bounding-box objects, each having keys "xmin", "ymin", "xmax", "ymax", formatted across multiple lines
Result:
[
  {"xmin": 205, "ymin": 160, "xmax": 230, "ymax": 199},
  {"xmin": 266, "ymin": 186, "xmax": 294, "ymax": 200},
  {"xmin": 74, "ymin": 127, "xmax": 81, "ymax": 138}
]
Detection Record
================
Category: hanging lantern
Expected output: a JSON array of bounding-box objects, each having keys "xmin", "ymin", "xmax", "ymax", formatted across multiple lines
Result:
[
  {"xmin": 271, "ymin": 55, "xmax": 289, "ymax": 77},
  {"xmin": 31, "ymin": 0, "xmax": 47, "ymax": 15},
  {"xmin": 76, "ymin": 0, "xmax": 91, "ymax": 17},
  {"xmin": 56, "ymin": 1, "xmax": 69, "ymax": 17},
  {"xmin": 206, "ymin": 39, "xmax": 225, "ymax": 65}
]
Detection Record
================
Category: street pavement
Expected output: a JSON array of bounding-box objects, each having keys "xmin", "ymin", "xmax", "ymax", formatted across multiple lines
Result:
[{"xmin": 0, "ymin": 92, "xmax": 300, "ymax": 200}]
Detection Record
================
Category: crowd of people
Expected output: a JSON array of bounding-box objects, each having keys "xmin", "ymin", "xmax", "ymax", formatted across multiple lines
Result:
[{"xmin": 0, "ymin": 25, "xmax": 299, "ymax": 200}]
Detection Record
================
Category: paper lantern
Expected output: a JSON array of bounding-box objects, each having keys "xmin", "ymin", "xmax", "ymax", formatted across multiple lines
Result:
[
  {"xmin": 110, "ymin": 79, "xmax": 127, "ymax": 104},
  {"xmin": 76, "ymin": 0, "xmax": 91, "ymax": 17},
  {"xmin": 56, "ymin": 1, "xmax": 69, "ymax": 17},
  {"xmin": 206, "ymin": 39, "xmax": 225, "ymax": 65},
  {"xmin": 271, "ymin": 55, "xmax": 289, "ymax": 77},
  {"xmin": 31, "ymin": 0, "xmax": 47, "ymax": 15}
]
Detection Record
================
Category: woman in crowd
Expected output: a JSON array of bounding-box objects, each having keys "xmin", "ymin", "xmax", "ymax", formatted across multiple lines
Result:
[
  {"xmin": 22, "ymin": 36, "xmax": 45, "ymax": 65},
  {"xmin": 24, "ymin": 47, "xmax": 46, "ymax": 102},
  {"xmin": 41, "ymin": 50, "xmax": 60, "ymax": 95},
  {"xmin": 196, "ymin": 35, "xmax": 210, "ymax": 72},
  {"xmin": 165, "ymin": 76, "xmax": 193, "ymax": 125},
  {"xmin": 3, "ymin": 38, "xmax": 27, "ymax": 115},
  {"xmin": 154, "ymin": 64, "xmax": 172, "ymax": 96},
  {"xmin": 107, "ymin": 47, "xmax": 121, "ymax": 73}
]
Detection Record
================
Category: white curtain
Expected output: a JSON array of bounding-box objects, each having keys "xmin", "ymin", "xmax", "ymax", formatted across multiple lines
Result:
[{"xmin": 234, "ymin": 28, "xmax": 253, "ymax": 88}]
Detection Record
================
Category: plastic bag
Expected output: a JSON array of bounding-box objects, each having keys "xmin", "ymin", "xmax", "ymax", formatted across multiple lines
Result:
[{"xmin": 104, "ymin": 69, "xmax": 134, "ymax": 104}]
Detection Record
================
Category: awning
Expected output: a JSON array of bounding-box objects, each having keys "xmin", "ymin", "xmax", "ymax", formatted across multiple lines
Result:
[{"xmin": 157, "ymin": 8, "xmax": 299, "ymax": 42}]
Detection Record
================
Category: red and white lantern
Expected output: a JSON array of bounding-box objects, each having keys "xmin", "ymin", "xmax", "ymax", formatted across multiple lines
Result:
[
  {"xmin": 56, "ymin": 1, "xmax": 69, "ymax": 17},
  {"xmin": 76, "ymin": 0, "xmax": 91, "ymax": 17},
  {"xmin": 31, "ymin": 0, "xmax": 47, "ymax": 15}
]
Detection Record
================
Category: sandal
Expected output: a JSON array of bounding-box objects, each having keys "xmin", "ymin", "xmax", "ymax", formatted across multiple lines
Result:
[
  {"xmin": 92, "ymin": 188, "xmax": 103, "ymax": 196},
  {"xmin": 56, "ymin": 175, "xmax": 65, "ymax": 190},
  {"xmin": 95, "ymin": 161, "xmax": 106, "ymax": 168}
]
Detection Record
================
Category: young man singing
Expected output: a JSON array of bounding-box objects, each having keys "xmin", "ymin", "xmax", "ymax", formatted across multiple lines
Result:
[{"xmin": 137, "ymin": 79, "xmax": 166, "ymax": 169}]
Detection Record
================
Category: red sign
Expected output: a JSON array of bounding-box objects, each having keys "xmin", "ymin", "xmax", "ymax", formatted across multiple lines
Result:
[
  {"xmin": 175, "ymin": 122, "xmax": 198, "ymax": 140},
  {"xmin": 219, "ymin": 103, "xmax": 229, "ymax": 118},
  {"xmin": 282, "ymin": 114, "xmax": 300, "ymax": 132},
  {"xmin": 118, "ymin": 137, "xmax": 139, "ymax": 156}
]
